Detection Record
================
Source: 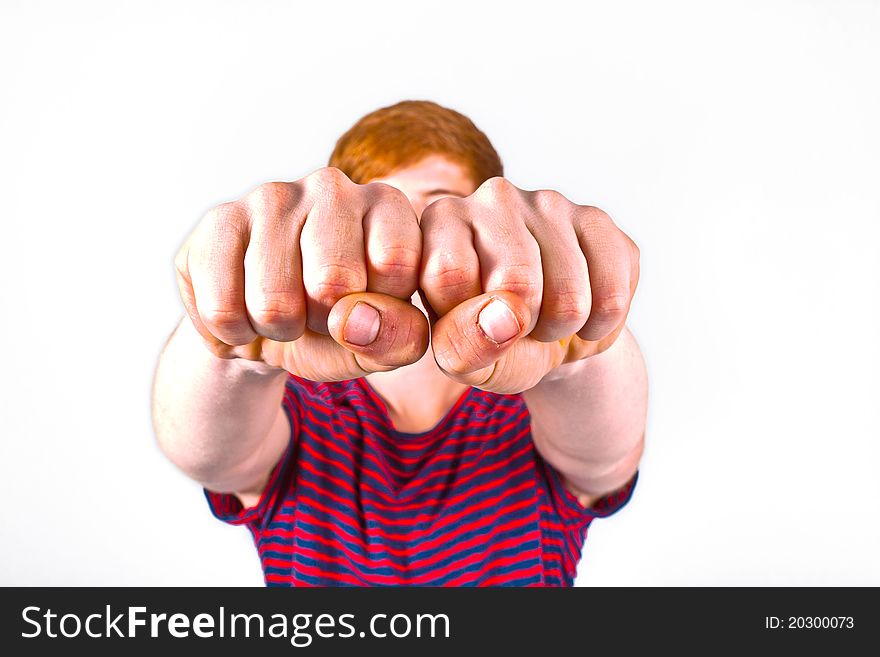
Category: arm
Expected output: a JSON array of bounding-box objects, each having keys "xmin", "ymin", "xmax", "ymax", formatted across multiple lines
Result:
[
  {"xmin": 152, "ymin": 169, "xmax": 428, "ymax": 509},
  {"xmin": 420, "ymin": 178, "xmax": 645, "ymax": 508},
  {"xmin": 151, "ymin": 317, "xmax": 291, "ymax": 508},
  {"xmin": 522, "ymin": 326, "xmax": 647, "ymax": 507}
]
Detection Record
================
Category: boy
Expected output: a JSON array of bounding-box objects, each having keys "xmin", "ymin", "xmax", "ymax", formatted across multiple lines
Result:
[{"xmin": 152, "ymin": 100, "xmax": 647, "ymax": 586}]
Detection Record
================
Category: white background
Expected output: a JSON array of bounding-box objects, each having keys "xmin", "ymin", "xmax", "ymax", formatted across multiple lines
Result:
[{"xmin": 1, "ymin": 0, "xmax": 878, "ymax": 586}]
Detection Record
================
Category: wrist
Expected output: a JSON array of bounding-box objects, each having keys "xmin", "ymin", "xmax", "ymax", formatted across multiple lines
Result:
[
  {"xmin": 176, "ymin": 316, "xmax": 288, "ymax": 378},
  {"xmin": 536, "ymin": 327, "xmax": 630, "ymax": 387}
]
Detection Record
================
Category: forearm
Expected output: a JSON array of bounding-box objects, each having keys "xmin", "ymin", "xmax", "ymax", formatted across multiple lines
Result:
[
  {"xmin": 522, "ymin": 326, "xmax": 647, "ymax": 496},
  {"xmin": 151, "ymin": 317, "xmax": 290, "ymax": 492}
]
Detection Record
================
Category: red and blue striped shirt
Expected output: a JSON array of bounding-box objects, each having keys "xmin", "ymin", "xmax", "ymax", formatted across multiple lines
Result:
[{"xmin": 206, "ymin": 375, "xmax": 636, "ymax": 586}]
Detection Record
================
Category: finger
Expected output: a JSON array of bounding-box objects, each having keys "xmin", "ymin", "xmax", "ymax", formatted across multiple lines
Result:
[
  {"xmin": 362, "ymin": 183, "xmax": 422, "ymax": 299},
  {"xmin": 525, "ymin": 210, "xmax": 590, "ymax": 343},
  {"xmin": 243, "ymin": 183, "xmax": 308, "ymax": 342},
  {"xmin": 430, "ymin": 290, "xmax": 530, "ymax": 387},
  {"xmin": 574, "ymin": 207, "xmax": 634, "ymax": 341},
  {"xmin": 300, "ymin": 169, "xmax": 368, "ymax": 334},
  {"xmin": 419, "ymin": 197, "xmax": 482, "ymax": 316},
  {"xmin": 175, "ymin": 239, "xmax": 228, "ymax": 355},
  {"xmin": 186, "ymin": 202, "xmax": 257, "ymax": 346},
  {"xmin": 470, "ymin": 179, "xmax": 543, "ymax": 332}
]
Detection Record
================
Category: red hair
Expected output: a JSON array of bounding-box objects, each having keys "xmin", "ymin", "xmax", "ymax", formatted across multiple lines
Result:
[{"xmin": 329, "ymin": 100, "xmax": 503, "ymax": 186}]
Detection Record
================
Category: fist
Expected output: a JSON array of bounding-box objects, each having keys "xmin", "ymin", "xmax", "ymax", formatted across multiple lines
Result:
[
  {"xmin": 420, "ymin": 177, "xmax": 640, "ymax": 393},
  {"xmin": 175, "ymin": 167, "xmax": 429, "ymax": 380}
]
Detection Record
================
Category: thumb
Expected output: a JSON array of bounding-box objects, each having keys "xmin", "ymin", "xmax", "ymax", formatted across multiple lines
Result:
[
  {"xmin": 327, "ymin": 292, "xmax": 430, "ymax": 372},
  {"xmin": 257, "ymin": 292, "xmax": 428, "ymax": 381},
  {"xmin": 430, "ymin": 291, "xmax": 531, "ymax": 388}
]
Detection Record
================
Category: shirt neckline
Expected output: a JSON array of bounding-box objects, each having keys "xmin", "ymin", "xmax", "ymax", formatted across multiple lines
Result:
[{"xmin": 357, "ymin": 377, "xmax": 474, "ymax": 440}]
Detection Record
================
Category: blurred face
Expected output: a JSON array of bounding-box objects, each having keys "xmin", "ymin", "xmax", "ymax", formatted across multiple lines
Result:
[{"xmin": 369, "ymin": 154, "xmax": 477, "ymax": 218}]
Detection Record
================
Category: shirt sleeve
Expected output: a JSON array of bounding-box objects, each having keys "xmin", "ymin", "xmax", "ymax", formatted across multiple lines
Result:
[
  {"xmin": 541, "ymin": 456, "xmax": 638, "ymax": 529},
  {"xmin": 202, "ymin": 375, "xmax": 305, "ymax": 530}
]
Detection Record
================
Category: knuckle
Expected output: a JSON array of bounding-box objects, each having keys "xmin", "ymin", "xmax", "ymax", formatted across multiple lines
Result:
[
  {"xmin": 203, "ymin": 201, "xmax": 243, "ymax": 231},
  {"xmin": 201, "ymin": 307, "xmax": 247, "ymax": 334},
  {"xmin": 543, "ymin": 289, "xmax": 590, "ymax": 325},
  {"xmin": 248, "ymin": 181, "xmax": 297, "ymax": 213},
  {"xmin": 476, "ymin": 176, "xmax": 517, "ymax": 200},
  {"xmin": 366, "ymin": 181, "xmax": 408, "ymax": 205},
  {"xmin": 310, "ymin": 263, "xmax": 364, "ymax": 305},
  {"xmin": 313, "ymin": 165, "xmax": 348, "ymax": 183},
  {"xmin": 249, "ymin": 297, "xmax": 301, "ymax": 329},
  {"xmin": 370, "ymin": 243, "xmax": 420, "ymax": 278},
  {"xmin": 422, "ymin": 255, "xmax": 475, "ymax": 293},
  {"xmin": 198, "ymin": 203, "xmax": 248, "ymax": 249},
  {"xmin": 420, "ymin": 196, "xmax": 460, "ymax": 225},
  {"xmin": 307, "ymin": 166, "xmax": 351, "ymax": 203},
  {"xmin": 533, "ymin": 188, "xmax": 569, "ymax": 212},
  {"xmin": 590, "ymin": 292, "xmax": 630, "ymax": 321},
  {"xmin": 531, "ymin": 190, "xmax": 578, "ymax": 229},
  {"xmin": 187, "ymin": 203, "xmax": 246, "ymax": 271},
  {"xmin": 426, "ymin": 195, "xmax": 460, "ymax": 212},
  {"xmin": 576, "ymin": 205, "xmax": 613, "ymax": 229},
  {"xmin": 498, "ymin": 281, "xmax": 533, "ymax": 303},
  {"xmin": 490, "ymin": 263, "xmax": 538, "ymax": 298}
]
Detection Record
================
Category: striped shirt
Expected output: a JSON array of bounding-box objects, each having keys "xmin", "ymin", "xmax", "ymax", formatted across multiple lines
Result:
[{"xmin": 206, "ymin": 375, "xmax": 637, "ymax": 586}]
